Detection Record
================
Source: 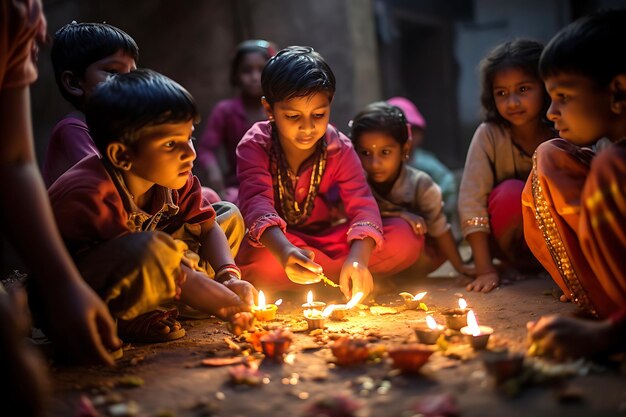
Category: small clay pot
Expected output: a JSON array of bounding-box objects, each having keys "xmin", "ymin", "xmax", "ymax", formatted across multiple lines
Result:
[
  {"xmin": 414, "ymin": 325, "xmax": 444, "ymax": 345},
  {"xmin": 387, "ymin": 344, "xmax": 434, "ymax": 373},
  {"xmin": 441, "ymin": 308, "xmax": 469, "ymax": 330}
]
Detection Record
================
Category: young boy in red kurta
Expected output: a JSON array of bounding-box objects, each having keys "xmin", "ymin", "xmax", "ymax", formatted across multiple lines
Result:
[
  {"xmin": 49, "ymin": 69, "xmax": 256, "ymax": 343},
  {"xmin": 235, "ymin": 46, "xmax": 418, "ymax": 301}
]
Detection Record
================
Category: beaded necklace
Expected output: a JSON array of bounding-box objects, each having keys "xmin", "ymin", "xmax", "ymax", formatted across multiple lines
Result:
[{"xmin": 269, "ymin": 127, "xmax": 327, "ymax": 226}]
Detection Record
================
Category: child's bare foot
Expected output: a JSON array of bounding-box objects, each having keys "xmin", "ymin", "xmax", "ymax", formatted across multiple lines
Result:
[{"xmin": 465, "ymin": 271, "xmax": 499, "ymax": 293}]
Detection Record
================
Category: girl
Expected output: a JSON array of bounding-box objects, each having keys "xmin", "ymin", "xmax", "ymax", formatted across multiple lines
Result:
[
  {"xmin": 459, "ymin": 39, "xmax": 554, "ymax": 293},
  {"xmin": 196, "ymin": 39, "xmax": 276, "ymax": 202},
  {"xmin": 350, "ymin": 102, "xmax": 473, "ymax": 278},
  {"xmin": 235, "ymin": 46, "xmax": 419, "ymax": 300}
]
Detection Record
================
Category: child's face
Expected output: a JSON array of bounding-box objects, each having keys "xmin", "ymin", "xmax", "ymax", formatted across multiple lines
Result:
[
  {"xmin": 236, "ymin": 52, "xmax": 266, "ymax": 98},
  {"xmin": 79, "ymin": 50, "xmax": 136, "ymax": 98},
  {"xmin": 265, "ymin": 92, "xmax": 331, "ymax": 154},
  {"xmin": 354, "ymin": 131, "xmax": 408, "ymax": 186},
  {"xmin": 125, "ymin": 120, "xmax": 196, "ymax": 190},
  {"xmin": 493, "ymin": 67, "xmax": 545, "ymax": 127},
  {"xmin": 544, "ymin": 73, "xmax": 615, "ymax": 146}
]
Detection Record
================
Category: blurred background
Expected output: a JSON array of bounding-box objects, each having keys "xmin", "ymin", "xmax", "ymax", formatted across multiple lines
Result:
[{"xmin": 34, "ymin": 0, "xmax": 625, "ymax": 170}]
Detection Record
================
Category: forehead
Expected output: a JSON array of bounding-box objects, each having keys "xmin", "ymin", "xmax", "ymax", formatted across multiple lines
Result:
[
  {"xmin": 238, "ymin": 51, "xmax": 268, "ymax": 66},
  {"xmin": 493, "ymin": 67, "xmax": 536, "ymax": 86},
  {"xmin": 274, "ymin": 92, "xmax": 331, "ymax": 111},
  {"xmin": 356, "ymin": 131, "xmax": 400, "ymax": 147},
  {"xmin": 136, "ymin": 120, "xmax": 194, "ymax": 141},
  {"xmin": 544, "ymin": 72, "xmax": 598, "ymax": 92}
]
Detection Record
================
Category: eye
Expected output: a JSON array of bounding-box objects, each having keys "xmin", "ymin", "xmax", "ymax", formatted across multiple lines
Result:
[
  {"xmin": 285, "ymin": 114, "xmax": 299, "ymax": 120},
  {"xmin": 382, "ymin": 149, "xmax": 392, "ymax": 156},
  {"xmin": 164, "ymin": 141, "xmax": 175, "ymax": 148},
  {"xmin": 313, "ymin": 113, "xmax": 326, "ymax": 119},
  {"xmin": 494, "ymin": 89, "xmax": 507, "ymax": 97},
  {"xmin": 358, "ymin": 150, "xmax": 371, "ymax": 157},
  {"xmin": 519, "ymin": 85, "xmax": 530, "ymax": 93}
]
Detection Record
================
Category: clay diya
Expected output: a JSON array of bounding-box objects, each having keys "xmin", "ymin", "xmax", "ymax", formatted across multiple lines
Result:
[
  {"xmin": 302, "ymin": 290, "xmax": 326, "ymax": 312},
  {"xmin": 252, "ymin": 290, "xmax": 278, "ymax": 321},
  {"xmin": 442, "ymin": 298, "xmax": 470, "ymax": 330},
  {"xmin": 303, "ymin": 308, "xmax": 326, "ymax": 330},
  {"xmin": 414, "ymin": 315, "xmax": 445, "ymax": 345},
  {"xmin": 481, "ymin": 350, "xmax": 525, "ymax": 385},
  {"xmin": 399, "ymin": 291, "xmax": 428, "ymax": 310},
  {"xmin": 460, "ymin": 310, "xmax": 493, "ymax": 350},
  {"xmin": 387, "ymin": 344, "xmax": 434, "ymax": 373},
  {"xmin": 330, "ymin": 336, "xmax": 370, "ymax": 366},
  {"xmin": 260, "ymin": 328, "xmax": 293, "ymax": 363},
  {"xmin": 322, "ymin": 291, "xmax": 364, "ymax": 321}
]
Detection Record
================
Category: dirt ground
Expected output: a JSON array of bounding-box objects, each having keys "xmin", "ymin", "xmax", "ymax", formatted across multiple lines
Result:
[{"xmin": 43, "ymin": 264, "xmax": 626, "ymax": 417}]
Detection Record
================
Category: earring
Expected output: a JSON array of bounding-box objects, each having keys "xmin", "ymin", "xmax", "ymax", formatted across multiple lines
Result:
[
  {"xmin": 404, "ymin": 154, "xmax": 410, "ymax": 161},
  {"xmin": 268, "ymin": 116, "xmax": 275, "ymax": 122},
  {"xmin": 122, "ymin": 162, "xmax": 131, "ymax": 170}
]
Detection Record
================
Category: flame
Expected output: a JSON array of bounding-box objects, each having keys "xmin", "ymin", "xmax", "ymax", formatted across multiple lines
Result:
[
  {"xmin": 346, "ymin": 292, "xmax": 364, "ymax": 309},
  {"xmin": 413, "ymin": 291, "xmax": 427, "ymax": 301},
  {"xmin": 322, "ymin": 304, "xmax": 339, "ymax": 317},
  {"xmin": 275, "ymin": 299, "xmax": 283, "ymax": 306},
  {"xmin": 258, "ymin": 290, "xmax": 266, "ymax": 309},
  {"xmin": 458, "ymin": 298, "xmax": 467, "ymax": 310},
  {"xmin": 425, "ymin": 315, "xmax": 438, "ymax": 330},
  {"xmin": 306, "ymin": 290, "xmax": 313, "ymax": 304},
  {"xmin": 466, "ymin": 310, "xmax": 480, "ymax": 336}
]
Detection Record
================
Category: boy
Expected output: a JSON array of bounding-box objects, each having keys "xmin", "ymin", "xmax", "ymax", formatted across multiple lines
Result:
[
  {"xmin": 48, "ymin": 69, "xmax": 256, "ymax": 342},
  {"xmin": 43, "ymin": 22, "xmax": 138, "ymax": 187},
  {"xmin": 522, "ymin": 9, "xmax": 626, "ymax": 359}
]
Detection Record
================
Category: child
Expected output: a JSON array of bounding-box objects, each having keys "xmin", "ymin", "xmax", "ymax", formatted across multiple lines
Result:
[
  {"xmin": 524, "ymin": 9, "xmax": 626, "ymax": 359},
  {"xmin": 386, "ymin": 96, "xmax": 458, "ymax": 229},
  {"xmin": 235, "ymin": 46, "xmax": 419, "ymax": 301},
  {"xmin": 48, "ymin": 69, "xmax": 256, "ymax": 343},
  {"xmin": 196, "ymin": 39, "xmax": 276, "ymax": 202},
  {"xmin": 42, "ymin": 22, "xmax": 138, "ymax": 187},
  {"xmin": 459, "ymin": 39, "xmax": 554, "ymax": 293},
  {"xmin": 349, "ymin": 101, "xmax": 473, "ymax": 277}
]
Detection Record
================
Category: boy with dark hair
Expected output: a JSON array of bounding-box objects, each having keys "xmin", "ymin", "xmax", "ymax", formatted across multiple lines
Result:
[
  {"xmin": 48, "ymin": 69, "xmax": 256, "ymax": 343},
  {"xmin": 523, "ymin": 9, "xmax": 626, "ymax": 359},
  {"xmin": 42, "ymin": 22, "xmax": 138, "ymax": 187}
]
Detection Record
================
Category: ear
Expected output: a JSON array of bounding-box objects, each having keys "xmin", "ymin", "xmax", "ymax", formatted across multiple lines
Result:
[
  {"xmin": 106, "ymin": 142, "xmax": 134, "ymax": 171},
  {"xmin": 60, "ymin": 70, "xmax": 85, "ymax": 98},
  {"xmin": 609, "ymin": 74, "xmax": 626, "ymax": 114},
  {"xmin": 402, "ymin": 140, "xmax": 412, "ymax": 160},
  {"xmin": 261, "ymin": 97, "xmax": 274, "ymax": 121}
]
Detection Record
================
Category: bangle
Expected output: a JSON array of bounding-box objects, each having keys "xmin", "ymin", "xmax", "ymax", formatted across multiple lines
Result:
[{"xmin": 215, "ymin": 263, "xmax": 241, "ymax": 283}]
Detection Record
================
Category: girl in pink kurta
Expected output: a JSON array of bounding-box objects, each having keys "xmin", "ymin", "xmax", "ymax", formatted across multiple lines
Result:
[{"xmin": 235, "ymin": 46, "xmax": 418, "ymax": 300}]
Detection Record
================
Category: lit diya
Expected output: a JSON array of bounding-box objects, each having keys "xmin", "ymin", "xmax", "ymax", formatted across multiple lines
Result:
[
  {"xmin": 252, "ymin": 291, "xmax": 280, "ymax": 321},
  {"xmin": 442, "ymin": 298, "xmax": 470, "ymax": 330},
  {"xmin": 414, "ymin": 315, "xmax": 445, "ymax": 345},
  {"xmin": 322, "ymin": 291, "xmax": 363, "ymax": 321},
  {"xmin": 303, "ymin": 308, "xmax": 326, "ymax": 330},
  {"xmin": 302, "ymin": 290, "xmax": 326, "ymax": 311},
  {"xmin": 387, "ymin": 344, "xmax": 434, "ymax": 373},
  {"xmin": 399, "ymin": 291, "xmax": 428, "ymax": 310},
  {"xmin": 460, "ymin": 310, "xmax": 493, "ymax": 350}
]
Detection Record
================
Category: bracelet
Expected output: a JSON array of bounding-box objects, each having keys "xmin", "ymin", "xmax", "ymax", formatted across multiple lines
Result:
[{"xmin": 215, "ymin": 263, "xmax": 241, "ymax": 283}]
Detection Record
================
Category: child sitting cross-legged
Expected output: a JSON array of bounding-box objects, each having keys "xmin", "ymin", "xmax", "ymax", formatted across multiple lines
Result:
[{"xmin": 47, "ymin": 69, "xmax": 257, "ymax": 343}]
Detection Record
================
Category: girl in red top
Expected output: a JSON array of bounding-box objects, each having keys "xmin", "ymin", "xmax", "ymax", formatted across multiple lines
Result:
[{"xmin": 235, "ymin": 46, "xmax": 419, "ymax": 300}]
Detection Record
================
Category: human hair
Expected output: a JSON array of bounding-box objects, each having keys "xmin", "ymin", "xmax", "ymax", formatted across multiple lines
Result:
[
  {"xmin": 261, "ymin": 46, "xmax": 335, "ymax": 105},
  {"xmin": 349, "ymin": 101, "xmax": 409, "ymax": 146},
  {"xmin": 479, "ymin": 39, "xmax": 549, "ymax": 126},
  {"xmin": 230, "ymin": 39, "xmax": 276, "ymax": 86},
  {"xmin": 540, "ymin": 9, "xmax": 626, "ymax": 88},
  {"xmin": 51, "ymin": 22, "xmax": 139, "ymax": 107},
  {"xmin": 85, "ymin": 69, "xmax": 199, "ymax": 154}
]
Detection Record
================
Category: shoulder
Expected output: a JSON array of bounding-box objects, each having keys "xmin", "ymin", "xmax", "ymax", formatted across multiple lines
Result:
[
  {"xmin": 49, "ymin": 155, "xmax": 112, "ymax": 197},
  {"xmin": 473, "ymin": 122, "xmax": 508, "ymax": 141},
  {"xmin": 238, "ymin": 121, "xmax": 273, "ymax": 149},
  {"xmin": 50, "ymin": 114, "xmax": 89, "ymax": 135}
]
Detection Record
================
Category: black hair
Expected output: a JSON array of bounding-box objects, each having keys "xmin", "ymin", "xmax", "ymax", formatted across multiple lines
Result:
[
  {"xmin": 261, "ymin": 46, "xmax": 335, "ymax": 105},
  {"xmin": 540, "ymin": 9, "xmax": 626, "ymax": 88},
  {"xmin": 85, "ymin": 69, "xmax": 199, "ymax": 154},
  {"xmin": 230, "ymin": 39, "xmax": 275, "ymax": 86},
  {"xmin": 479, "ymin": 39, "xmax": 550, "ymax": 127},
  {"xmin": 349, "ymin": 101, "xmax": 409, "ymax": 146},
  {"xmin": 51, "ymin": 22, "xmax": 139, "ymax": 107}
]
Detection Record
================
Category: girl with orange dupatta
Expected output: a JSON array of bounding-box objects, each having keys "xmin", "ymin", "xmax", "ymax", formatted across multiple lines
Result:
[{"xmin": 523, "ymin": 9, "xmax": 626, "ymax": 360}]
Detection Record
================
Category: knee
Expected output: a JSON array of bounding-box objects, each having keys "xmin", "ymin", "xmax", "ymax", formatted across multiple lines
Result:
[
  {"xmin": 214, "ymin": 201, "xmax": 245, "ymax": 235},
  {"xmin": 382, "ymin": 217, "xmax": 424, "ymax": 259}
]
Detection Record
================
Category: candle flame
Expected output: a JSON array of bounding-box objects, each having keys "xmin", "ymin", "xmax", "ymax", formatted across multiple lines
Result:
[
  {"xmin": 459, "ymin": 298, "xmax": 467, "ymax": 310},
  {"xmin": 466, "ymin": 310, "xmax": 480, "ymax": 336},
  {"xmin": 413, "ymin": 291, "xmax": 427, "ymax": 301},
  {"xmin": 307, "ymin": 290, "xmax": 313, "ymax": 304},
  {"xmin": 322, "ymin": 304, "xmax": 338, "ymax": 317},
  {"xmin": 275, "ymin": 299, "xmax": 283, "ymax": 306},
  {"xmin": 258, "ymin": 290, "xmax": 266, "ymax": 309},
  {"xmin": 346, "ymin": 292, "xmax": 364, "ymax": 309},
  {"xmin": 425, "ymin": 315, "xmax": 438, "ymax": 330}
]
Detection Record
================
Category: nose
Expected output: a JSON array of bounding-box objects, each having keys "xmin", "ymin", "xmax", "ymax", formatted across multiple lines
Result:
[
  {"xmin": 508, "ymin": 93, "xmax": 521, "ymax": 108},
  {"xmin": 546, "ymin": 101, "xmax": 559, "ymax": 121},
  {"xmin": 182, "ymin": 140, "xmax": 197, "ymax": 162},
  {"xmin": 300, "ymin": 116, "xmax": 315, "ymax": 134}
]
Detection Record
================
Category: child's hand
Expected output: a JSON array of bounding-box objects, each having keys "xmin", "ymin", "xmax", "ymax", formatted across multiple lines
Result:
[
  {"xmin": 466, "ymin": 270, "xmax": 499, "ymax": 293},
  {"xmin": 400, "ymin": 211, "xmax": 428, "ymax": 236},
  {"xmin": 339, "ymin": 260, "xmax": 374, "ymax": 301},
  {"xmin": 527, "ymin": 315, "xmax": 613, "ymax": 360},
  {"xmin": 281, "ymin": 246, "xmax": 323, "ymax": 285},
  {"xmin": 222, "ymin": 278, "xmax": 257, "ymax": 307}
]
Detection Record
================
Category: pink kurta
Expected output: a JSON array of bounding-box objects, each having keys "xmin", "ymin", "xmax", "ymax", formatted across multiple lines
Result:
[{"xmin": 235, "ymin": 121, "xmax": 420, "ymax": 290}]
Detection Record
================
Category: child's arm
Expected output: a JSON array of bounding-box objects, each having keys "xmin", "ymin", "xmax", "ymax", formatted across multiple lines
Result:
[
  {"xmin": 339, "ymin": 237, "xmax": 376, "ymax": 300},
  {"xmin": 465, "ymin": 231, "xmax": 499, "ymax": 292},
  {"xmin": 434, "ymin": 230, "xmax": 475, "ymax": 276},
  {"xmin": 1, "ymin": 86, "xmax": 120, "ymax": 365},
  {"xmin": 260, "ymin": 226, "xmax": 323, "ymax": 285}
]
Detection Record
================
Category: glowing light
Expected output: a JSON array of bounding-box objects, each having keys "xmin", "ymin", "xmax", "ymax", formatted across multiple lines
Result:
[
  {"xmin": 321, "ymin": 291, "xmax": 364, "ymax": 317},
  {"xmin": 346, "ymin": 292, "xmax": 364, "ymax": 309},
  {"xmin": 466, "ymin": 310, "xmax": 481, "ymax": 336},
  {"xmin": 413, "ymin": 291, "xmax": 427, "ymax": 301},
  {"xmin": 258, "ymin": 290, "xmax": 266, "ymax": 309},
  {"xmin": 459, "ymin": 298, "xmax": 467, "ymax": 310},
  {"xmin": 425, "ymin": 315, "xmax": 438, "ymax": 330},
  {"xmin": 275, "ymin": 299, "xmax": 283, "ymax": 306},
  {"xmin": 306, "ymin": 291, "xmax": 313, "ymax": 305}
]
